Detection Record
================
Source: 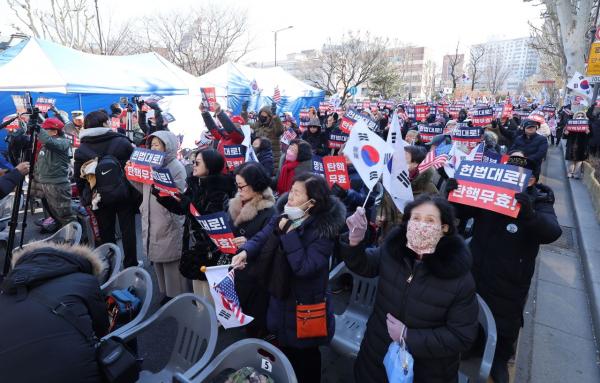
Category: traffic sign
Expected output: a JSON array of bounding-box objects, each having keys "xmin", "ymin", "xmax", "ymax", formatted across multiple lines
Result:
[
  {"xmin": 590, "ymin": 76, "xmax": 600, "ymax": 83},
  {"xmin": 586, "ymin": 42, "xmax": 600, "ymax": 76},
  {"xmin": 349, "ymin": 86, "xmax": 357, "ymax": 96}
]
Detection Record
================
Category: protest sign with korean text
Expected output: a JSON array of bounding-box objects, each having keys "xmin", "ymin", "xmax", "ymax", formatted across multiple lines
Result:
[
  {"xmin": 224, "ymin": 145, "xmax": 245, "ymax": 171},
  {"xmin": 339, "ymin": 109, "xmax": 378, "ymax": 134},
  {"xmin": 152, "ymin": 167, "xmax": 179, "ymax": 196},
  {"xmin": 405, "ymin": 105, "xmax": 416, "ymax": 121},
  {"xmin": 415, "ymin": 104, "xmax": 429, "ymax": 122},
  {"xmin": 448, "ymin": 161, "xmax": 531, "ymax": 218},
  {"xmin": 566, "ymin": 119, "xmax": 589, "ymax": 133},
  {"xmin": 452, "ymin": 123, "xmax": 483, "ymax": 150},
  {"xmin": 195, "ymin": 212, "xmax": 238, "ymax": 255},
  {"xmin": 319, "ymin": 101, "xmax": 331, "ymax": 113},
  {"xmin": 125, "ymin": 148, "xmax": 165, "ymax": 185},
  {"xmin": 35, "ymin": 97, "xmax": 56, "ymax": 114},
  {"xmin": 328, "ymin": 131, "xmax": 349, "ymax": 149},
  {"xmin": 201, "ymin": 87, "xmax": 217, "ymax": 112},
  {"xmin": 472, "ymin": 107, "xmax": 494, "ymax": 127},
  {"xmin": 322, "ymin": 156, "xmax": 350, "ymax": 189},
  {"xmin": 418, "ymin": 124, "xmax": 444, "ymax": 143},
  {"xmin": 299, "ymin": 109, "xmax": 310, "ymax": 131},
  {"xmin": 12, "ymin": 95, "xmax": 30, "ymax": 114},
  {"xmin": 312, "ymin": 155, "xmax": 325, "ymax": 177}
]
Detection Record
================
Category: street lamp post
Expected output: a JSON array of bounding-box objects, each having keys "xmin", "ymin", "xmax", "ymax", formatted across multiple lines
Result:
[{"xmin": 273, "ymin": 26, "xmax": 293, "ymax": 67}]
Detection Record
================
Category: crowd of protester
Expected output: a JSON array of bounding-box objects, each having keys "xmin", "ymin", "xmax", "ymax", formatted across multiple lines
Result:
[{"xmin": 4, "ymin": 94, "xmax": 597, "ymax": 383}]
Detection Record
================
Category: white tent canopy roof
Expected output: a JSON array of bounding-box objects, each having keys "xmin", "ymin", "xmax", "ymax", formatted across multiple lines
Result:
[{"xmin": 0, "ymin": 38, "xmax": 200, "ymax": 95}]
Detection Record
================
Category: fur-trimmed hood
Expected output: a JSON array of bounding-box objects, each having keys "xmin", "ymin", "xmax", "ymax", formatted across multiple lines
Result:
[
  {"xmin": 228, "ymin": 187, "xmax": 276, "ymax": 226},
  {"xmin": 383, "ymin": 226, "xmax": 472, "ymax": 279},
  {"xmin": 3, "ymin": 242, "xmax": 109, "ymax": 293},
  {"xmin": 276, "ymin": 193, "xmax": 347, "ymax": 240}
]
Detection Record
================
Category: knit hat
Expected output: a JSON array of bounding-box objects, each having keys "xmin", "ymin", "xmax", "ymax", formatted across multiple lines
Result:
[
  {"xmin": 41, "ymin": 117, "xmax": 65, "ymax": 131},
  {"xmin": 522, "ymin": 119, "xmax": 540, "ymax": 129},
  {"xmin": 307, "ymin": 117, "xmax": 321, "ymax": 127},
  {"xmin": 506, "ymin": 155, "xmax": 540, "ymax": 179}
]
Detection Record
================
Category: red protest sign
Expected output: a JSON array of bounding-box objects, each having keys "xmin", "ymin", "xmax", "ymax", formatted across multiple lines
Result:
[
  {"xmin": 448, "ymin": 161, "xmax": 531, "ymax": 218},
  {"xmin": 472, "ymin": 108, "xmax": 494, "ymax": 127},
  {"xmin": 322, "ymin": 156, "xmax": 350, "ymax": 190},
  {"xmin": 223, "ymin": 145, "xmax": 245, "ymax": 172},
  {"xmin": 125, "ymin": 163, "xmax": 153, "ymax": 185},
  {"xmin": 35, "ymin": 97, "xmax": 56, "ymax": 114},
  {"xmin": 2, "ymin": 115, "xmax": 20, "ymax": 132},
  {"xmin": 196, "ymin": 212, "xmax": 238, "ymax": 255},
  {"xmin": 201, "ymin": 87, "xmax": 217, "ymax": 112},
  {"xmin": 566, "ymin": 119, "xmax": 589, "ymax": 133},
  {"xmin": 415, "ymin": 104, "xmax": 429, "ymax": 122}
]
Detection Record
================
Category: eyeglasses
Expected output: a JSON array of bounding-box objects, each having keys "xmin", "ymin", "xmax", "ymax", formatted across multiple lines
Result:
[{"xmin": 237, "ymin": 184, "xmax": 250, "ymax": 191}]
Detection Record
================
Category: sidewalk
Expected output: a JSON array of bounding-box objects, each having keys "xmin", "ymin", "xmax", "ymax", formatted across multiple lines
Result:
[{"xmin": 514, "ymin": 144, "xmax": 600, "ymax": 382}]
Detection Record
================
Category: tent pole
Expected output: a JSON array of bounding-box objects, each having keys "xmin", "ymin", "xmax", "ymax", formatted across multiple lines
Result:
[{"xmin": 78, "ymin": 94, "xmax": 83, "ymax": 110}]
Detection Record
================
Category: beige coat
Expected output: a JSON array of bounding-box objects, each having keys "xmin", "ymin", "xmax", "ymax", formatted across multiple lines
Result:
[{"xmin": 130, "ymin": 131, "xmax": 187, "ymax": 263}]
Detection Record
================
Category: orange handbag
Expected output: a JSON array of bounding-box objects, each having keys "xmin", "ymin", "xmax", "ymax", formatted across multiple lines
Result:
[{"xmin": 296, "ymin": 301, "xmax": 328, "ymax": 339}]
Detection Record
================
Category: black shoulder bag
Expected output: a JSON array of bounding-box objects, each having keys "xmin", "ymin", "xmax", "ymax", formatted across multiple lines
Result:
[{"xmin": 30, "ymin": 291, "xmax": 140, "ymax": 383}]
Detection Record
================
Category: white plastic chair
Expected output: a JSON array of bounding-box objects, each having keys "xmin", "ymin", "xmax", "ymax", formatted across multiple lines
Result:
[
  {"xmin": 174, "ymin": 338, "xmax": 298, "ymax": 383},
  {"xmin": 100, "ymin": 266, "xmax": 153, "ymax": 339},
  {"xmin": 115, "ymin": 293, "xmax": 218, "ymax": 383},
  {"xmin": 328, "ymin": 262, "xmax": 379, "ymax": 358}
]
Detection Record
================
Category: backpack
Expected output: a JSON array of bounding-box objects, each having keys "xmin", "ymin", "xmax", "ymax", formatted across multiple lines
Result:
[
  {"xmin": 106, "ymin": 287, "xmax": 142, "ymax": 332},
  {"xmin": 81, "ymin": 138, "xmax": 131, "ymax": 207}
]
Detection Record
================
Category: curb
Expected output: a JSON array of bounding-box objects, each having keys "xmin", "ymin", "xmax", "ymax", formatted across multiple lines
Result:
[
  {"xmin": 563, "ymin": 150, "xmax": 600, "ymax": 347},
  {"xmin": 582, "ymin": 162, "xmax": 600, "ymax": 223}
]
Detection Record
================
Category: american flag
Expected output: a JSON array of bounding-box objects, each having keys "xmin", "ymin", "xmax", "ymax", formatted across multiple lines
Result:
[
  {"xmin": 469, "ymin": 142, "xmax": 485, "ymax": 162},
  {"xmin": 418, "ymin": 147, "xmax": 450, "ymax": 173},
  {"xmin": 214, "ymin": 270, "xmax": 246, "ymax": 324},
  {"xmin": 273, "ymin": 86, "xmax": 281, "ymax": 104}
]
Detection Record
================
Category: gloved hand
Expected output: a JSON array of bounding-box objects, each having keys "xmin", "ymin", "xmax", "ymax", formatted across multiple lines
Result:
[
  {"xmin": 386, "ymin": 313, "xmax": 407, "ymax": 342},
  {"xmin": 446, "ymin": 178, "xmax": 459, "ymax": 191},
  {"xmin": 346, "ymin": 207, "xmax": 368, "ymax": 246},
  {"xmin": 331, "ymin": 183, "xmax": 348, "ymax": 199},
  {"xmin": 151, "ymin": 185, "xmax": 185, "ymax": 214},
  {"xmin": 515, "ymin": 192, "xmax": 535, "ymax": 220},
  {"xmin": 242, "ymin": 101, "xmax": 249, "ymax": 113}
]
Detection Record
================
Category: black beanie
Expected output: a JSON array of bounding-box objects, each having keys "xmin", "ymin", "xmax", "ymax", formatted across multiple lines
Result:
[{"xmin": 199, "ymin": 149, "xmax": 225, "ymax": 175}]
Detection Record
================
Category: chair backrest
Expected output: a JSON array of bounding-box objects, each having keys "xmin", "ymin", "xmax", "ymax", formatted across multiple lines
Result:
[
  {"xmin": 176, "ymin": 338, "xmax": 298, "ymax": 383},
  {"xmin": 100, "ymin": 266, "xmax": 153, "ymax": 339},
  {"xmin": 118, "ymin": 294, "xmax": 218, "ymax": 377},
  {"xmin": 46, "ymin": 221, "xmax": 82, "ymax": 245},
  {"xmin": 95, "ymin": 243, "xmax": 123, "ymax": 286},
  {"xmin": 347, "ymin": 271, "xmax": 379, "ymax": 316},
  {"xmin": 476, "ymin": 294, "xmax": 497, "ymax": 383}
]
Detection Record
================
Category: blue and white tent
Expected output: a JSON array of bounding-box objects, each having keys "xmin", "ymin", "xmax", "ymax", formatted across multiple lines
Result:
[
  {"xmin": 197, "ymin": 62, "xmax": 325, "ymax": 117},
  {"xmin": 0, "ymin": 37, "xmax": 201, "ymax": 118}
]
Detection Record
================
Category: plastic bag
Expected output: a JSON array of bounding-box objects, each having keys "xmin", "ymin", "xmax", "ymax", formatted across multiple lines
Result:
[{"xmin": 383, "ymin": 340, "xmax": 414, "ymax": 383}]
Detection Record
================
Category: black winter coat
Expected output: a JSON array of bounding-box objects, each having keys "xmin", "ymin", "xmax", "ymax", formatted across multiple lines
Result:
[
  {"xmin": 241, "ymin": 195, "xmax": 346, "ymax": 349},
  {"xmin": 0, "ymin": 243, "xmax": 109, "ymax": 383},
  {"xmin": 339, "ymin": 228, "xmax": 479, "ymax": 383},
  {"xmin": 509, "ymin": 132, "xmax": 548, "ymax": 166},
  {"xmin": 587, "ymin": 106, "xmax": 600, "ymax": 147},
  {"xmin": 228, "ymin": 188, "xmax": 277, "ymax": 334},
  {"xmin": 0, "ymin": 168, "xmax": 24, "ymax": 199},
  {"xmin": 301, "ymin": 127, "xmax": 329, "ymax": 156},
  {"xmin": 74, "ymin": 127, "xmax": 134, "ymax": 197},
  {"xmin": 156, "ymin": 173, "xmax": 236, "ymax": 279},
  {"xmin": 455, "ymin": 184, "xmax": 561, "ymax": 339}
]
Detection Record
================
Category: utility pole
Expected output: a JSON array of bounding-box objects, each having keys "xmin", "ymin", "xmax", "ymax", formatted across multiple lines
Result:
[{"xmin": 273, "ymin": 26, "xmax": 293, "ymax": 67}]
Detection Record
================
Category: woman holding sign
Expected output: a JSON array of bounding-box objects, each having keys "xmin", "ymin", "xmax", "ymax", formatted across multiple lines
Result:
[
  {"xmin": 129, "ymin": 131, "xmax": 189, "ymax": 301},
  {"xmin": 231, "ymin": 174, "xmax": 346, "ymax": 383},
  {"xmin": 563, "ymin": 111, "xmax": 591, "ymax": 179}
]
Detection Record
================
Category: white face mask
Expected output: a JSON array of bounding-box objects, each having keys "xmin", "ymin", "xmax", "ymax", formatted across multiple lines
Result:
[{"xmin": 284, "ymin": 200, "xmax": 313, "ymax": 220}]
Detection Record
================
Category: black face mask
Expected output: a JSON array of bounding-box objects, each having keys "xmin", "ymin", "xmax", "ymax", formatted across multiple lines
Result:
[{"xmin": 259, "ymin": 115, "xmax": 269, "ymax": 124}]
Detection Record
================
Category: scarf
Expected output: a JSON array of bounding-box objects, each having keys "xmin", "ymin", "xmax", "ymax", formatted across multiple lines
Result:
[{"xmin": 277, "ymin": 160, "xmax": 300, "ymax": 195}]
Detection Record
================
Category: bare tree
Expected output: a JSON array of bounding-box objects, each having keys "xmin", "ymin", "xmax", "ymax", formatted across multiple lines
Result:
[
  {"xmin": 302, "ymin": 31, "xmax": 388, "ymax": 106},
  {"xmin": 484, "ymin": 49, "xmax": 511, "ymax": 95},
  {"xmin": 525, "ymin": 0, "xmax": 595, "ymax": 78},
  {"xmin": 422, "ymin": 60, "xmax": 438, "ymax": 101},
  {"xmin": 467, "ymin": 45, "xmax": 485, "ymax": 91},
  {"xmin": 8, "ymin": 0, "xmax": 95, "ymax": 50},
  {"xmin": 7, "ymin": 0, "xmax": 140, "ymax": 55},
  {"xmin": 447, "ymin": 41, "xmax": 463, "ymax": 91},
  {"xmin": 143, "ymin": 5, "xmax": 251, "ymax": 76}
]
